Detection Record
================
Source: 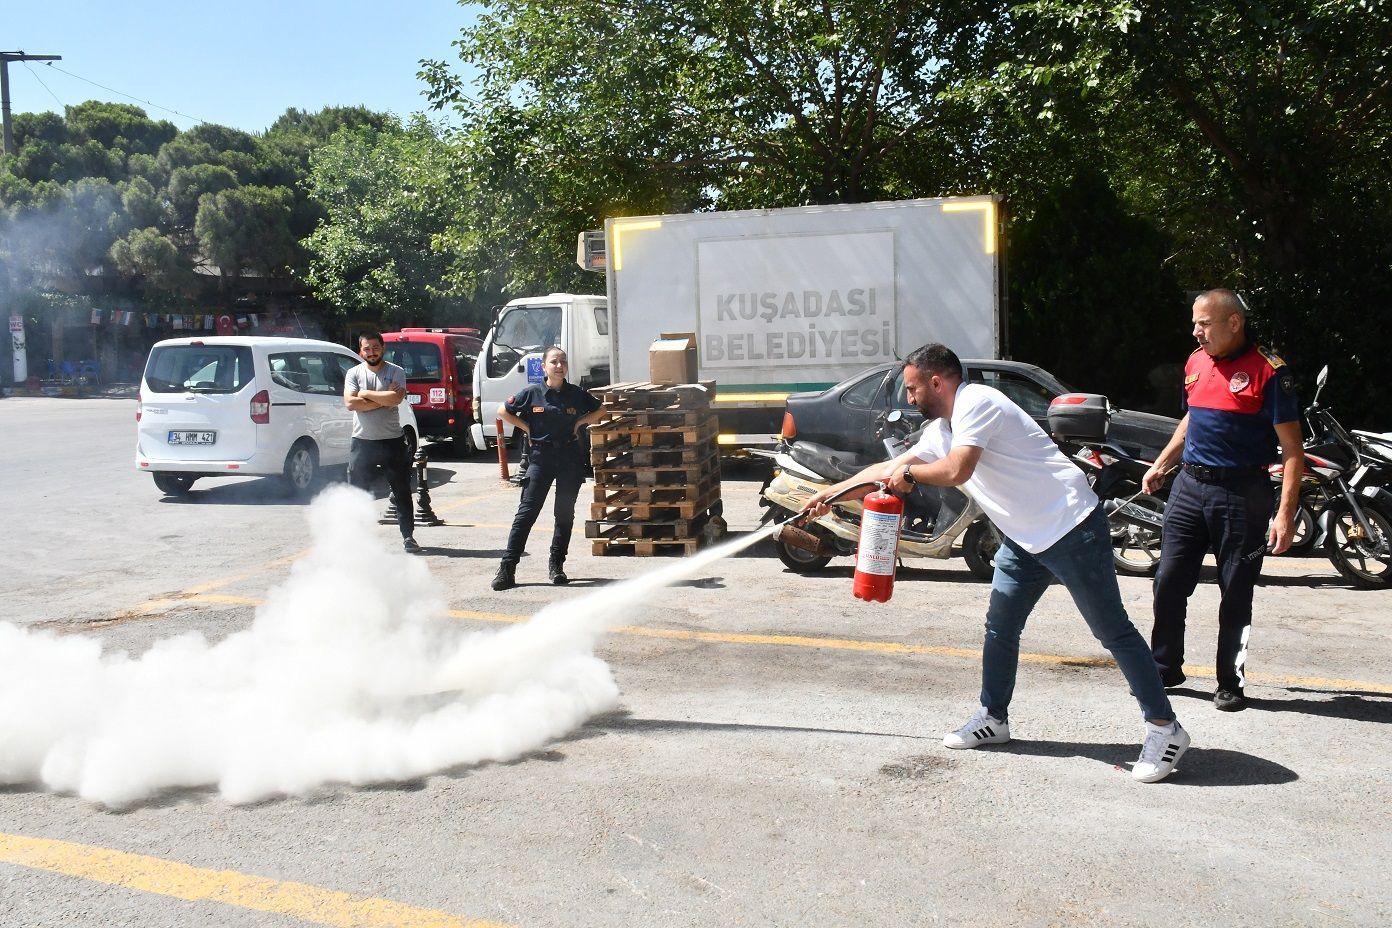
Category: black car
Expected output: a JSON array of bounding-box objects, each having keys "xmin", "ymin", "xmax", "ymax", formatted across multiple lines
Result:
[{"xmin": 781, "ymin": 359, "xmax": 1179, "ymax": 466}]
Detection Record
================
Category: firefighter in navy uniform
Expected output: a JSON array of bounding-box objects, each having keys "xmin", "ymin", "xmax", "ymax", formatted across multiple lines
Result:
[
  {"xmin": 492, "ymin": 347, "xmax": 604, "ymax": 591},
  {"xmin": 1142, "ymin": 289, "xmax": 1304, "ymax": 712}
]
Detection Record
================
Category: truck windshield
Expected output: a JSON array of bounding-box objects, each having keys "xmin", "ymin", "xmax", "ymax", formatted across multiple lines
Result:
[
  {"xmin": 495, "ymin": 306, "xmax": 562, "ymax": 351},
  {"xmin": 144, "ymin": 345, "xmax": 254, "ymax": 394},
  {"xmin": 487, "ymin": 306, "xmax": 562, "ymax": 378},
  {"xmin": 383, "ymin": 343, "xmax": 443, "ymax": 383}
]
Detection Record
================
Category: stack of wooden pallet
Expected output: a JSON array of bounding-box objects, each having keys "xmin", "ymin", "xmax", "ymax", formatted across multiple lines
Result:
[{"xmin": 587, "ymin": 381, "xmax": 723, "ymax": 556}]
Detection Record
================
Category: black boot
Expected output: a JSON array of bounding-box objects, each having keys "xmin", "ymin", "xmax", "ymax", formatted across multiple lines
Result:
[
  {"xmin": 491, "ymin": 562, "xmax": 516, "ymax": 591},
  {"xmin": 548, "ymin": 557, "xmax": 569, "ymax": 585}
]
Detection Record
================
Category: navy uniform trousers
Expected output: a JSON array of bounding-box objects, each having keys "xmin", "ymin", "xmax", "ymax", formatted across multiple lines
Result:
[
  {"xmin": 501, "ymin": 440, "xmax": 584, "ymax": 567},
  {"xmin": 1151, "ymin": 469, "xmax": 1274, "ymax": 692}
]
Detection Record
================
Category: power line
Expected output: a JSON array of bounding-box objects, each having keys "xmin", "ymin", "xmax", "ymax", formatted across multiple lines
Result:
[
  {"xmin": 21, "ymin": 60, "xmax": 65, "ymax": 109},
  {"xmin": 40, "ymin": 61, "xmax": 208, "ymax": 125}
]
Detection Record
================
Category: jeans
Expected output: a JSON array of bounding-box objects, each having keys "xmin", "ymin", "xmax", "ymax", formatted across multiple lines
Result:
[
  {"xmin": 502, "ymin": 456, "xmax": 584, "ymax": 566},
  {"xmin": 1152, "ymin": 469, "xmax": 1273, "ymax": 692},
  {"xmin": 348, "ymin": 436, "xmax": 414, "ymax": 539},
  {"xmin": 981, "ymin": 505, "xmax": 1174, "ymax": 723}
]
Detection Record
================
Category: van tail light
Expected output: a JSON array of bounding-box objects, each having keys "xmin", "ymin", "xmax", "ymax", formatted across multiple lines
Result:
[
  {"xmin": 781, "ymin": 411, "xmax": 797, "ymax": 440},
  {"xmin": 250, "ymin": 390, "xmax": 271, "ymax": 424},
  {"xmin": 136, "ymin": 401, "xmax": 142, "ymax": 422}
]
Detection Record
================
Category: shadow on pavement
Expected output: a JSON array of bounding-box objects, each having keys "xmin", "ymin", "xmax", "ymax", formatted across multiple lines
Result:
[
  {"xmin": 588, "ymin": 709, "xmax": 922, "ymax": 740},
  {"xmin": 1002, "ymin": 740, "xmax": 1298, "ymax": 786}
]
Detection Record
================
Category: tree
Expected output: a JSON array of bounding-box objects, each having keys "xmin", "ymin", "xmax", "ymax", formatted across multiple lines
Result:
[
  {"xmin": 303, "ymin": 118, "xmax": 481, "ymax": 326},
  {"xmin": 194, "ymin": 185, "xmax": 298, "ymax": 281},
  {"xmin": 420, "ymin": 0, "xmax": 998, "ymax": 293},
  {"xmin": 996, "ymin": 0, "xmax": 1392, "ymax": 420}
]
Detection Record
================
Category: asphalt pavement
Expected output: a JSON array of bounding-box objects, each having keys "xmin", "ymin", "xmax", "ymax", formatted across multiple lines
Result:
[{"xmin": 0, "ymin": 395, "xmax": 1389, "ymax": 928}]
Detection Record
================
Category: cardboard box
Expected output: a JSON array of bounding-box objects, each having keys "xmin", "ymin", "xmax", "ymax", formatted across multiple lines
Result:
[{"xmin": 649, "ymin": 332, "xmax": 698, "ymax": 385}]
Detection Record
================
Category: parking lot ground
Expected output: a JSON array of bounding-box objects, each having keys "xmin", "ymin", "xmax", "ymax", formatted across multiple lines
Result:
[{"xmin": 1, "ymin": 397, "xmax": 1390, "ymax": 928}]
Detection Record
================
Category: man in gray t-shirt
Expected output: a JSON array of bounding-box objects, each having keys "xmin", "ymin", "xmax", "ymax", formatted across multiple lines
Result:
[{"xmin": 343, "ymin": 332, "xmax": 418, "ymax": 552}]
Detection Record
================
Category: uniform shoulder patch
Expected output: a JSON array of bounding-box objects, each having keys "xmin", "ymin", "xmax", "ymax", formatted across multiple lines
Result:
[
  {"xmin": 1184, "ymin": 372, "xmax": 1200, "ymax": 386},
  {"xmin": 1257, "ymin": 346, "xmax": 1286, "ymax": 370}
]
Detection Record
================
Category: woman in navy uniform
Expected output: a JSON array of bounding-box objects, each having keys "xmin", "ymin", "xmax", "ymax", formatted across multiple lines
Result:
[{"xmin": 492, "ymin": 347, "xmax": 604, "ymax": 590}]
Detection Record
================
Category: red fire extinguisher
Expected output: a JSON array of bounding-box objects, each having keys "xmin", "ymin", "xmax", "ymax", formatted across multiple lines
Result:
[{"xmin": 853, "ymin": 482, "xmax": 904, "ymax": 602}]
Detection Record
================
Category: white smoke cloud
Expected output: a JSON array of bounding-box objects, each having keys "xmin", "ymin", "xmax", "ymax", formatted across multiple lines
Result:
[{"xmin": 0, "ymin": 486, "xmax": 622, "ymax": 807}]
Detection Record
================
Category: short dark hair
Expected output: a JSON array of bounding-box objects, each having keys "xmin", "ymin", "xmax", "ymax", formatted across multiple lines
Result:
[
  {"xmin": 903, "ymin": 343, "xmax": 963, "ymax": 381},
  {"xmin": 358, "ymin": 331, "xmax": 384, "ymax": 346}
]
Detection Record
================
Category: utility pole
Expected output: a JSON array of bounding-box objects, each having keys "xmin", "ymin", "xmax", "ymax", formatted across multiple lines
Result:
[{"xmin": 1, "ymin": 51, "xmax": 62, "ymax": 157}]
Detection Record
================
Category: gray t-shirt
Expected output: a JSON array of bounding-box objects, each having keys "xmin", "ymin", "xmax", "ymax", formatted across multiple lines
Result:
[{"xmin": 345, "ymin": 361, "xmax": 406, "ymax": 439}]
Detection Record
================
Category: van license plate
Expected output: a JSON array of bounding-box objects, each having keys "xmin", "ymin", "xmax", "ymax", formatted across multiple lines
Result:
[
  {"xmin": 168, "ymin": 430, "xmax": 216, "ymax": 445},
  {"xmin": 408, "ymin": 394, "xmax": 422, "ymax": 405}
]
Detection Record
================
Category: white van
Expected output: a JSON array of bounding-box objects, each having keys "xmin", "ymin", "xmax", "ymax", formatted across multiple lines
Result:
[
  {"xmin": 136, "ymin": 336, "xmax": 418, "ymax": 496},
  {"xmin": 470, "ymin": 293, "xmax": 609, "ymax": 447}
]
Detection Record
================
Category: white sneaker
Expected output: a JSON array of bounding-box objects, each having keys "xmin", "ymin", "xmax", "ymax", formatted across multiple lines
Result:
[
  {"xmin": 943, "ymin": 707, "xmax": 1010, "ymax": 749},
  {"xmin": 1132, "ymin": 720, "xmax": 1191, "ymax": 783}
]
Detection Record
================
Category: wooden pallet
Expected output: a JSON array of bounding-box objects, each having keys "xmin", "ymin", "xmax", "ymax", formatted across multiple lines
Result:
[
  {"xmin": 590, "ymin": 444, "xmax": 708, "ymax": 468},
  {"xmin": 591, "ymin": 537, "xmax": 704, "ymax": 557},
  {"xmin": 590, "ymin": 415, "xmax": 719, "ymax": 449},
  {"xmin": 585, "ymin": 512, "xmax": 711, "ymax": 541},
  {"xmin": 596, "ymin": 407, "xmax": 713, "ymax": 429},
  {"xmin": 599, "ymin": 381, "xmax": 716, "ymax": 410},
  {"xmin": 590, "ymin": 485, "xmax": 721, "ymax": 521},
  {"xmin": 592, "ymin": 460, "xmax": 720, "ymax": 488}
]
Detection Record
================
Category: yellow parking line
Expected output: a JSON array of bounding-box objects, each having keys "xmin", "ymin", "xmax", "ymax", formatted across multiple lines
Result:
[{"xmin": 0, "ymin": 833, "xmax": 507, "ymax": 928}]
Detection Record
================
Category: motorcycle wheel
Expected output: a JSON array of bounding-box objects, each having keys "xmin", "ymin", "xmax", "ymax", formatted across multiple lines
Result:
[
  {"xmin": 962, "ymin": 519, "xmax": 999, "ymax": 581},
  {"xmin": 1108, "ymin": 492, "xmax": 1164, "ymax": 577},
  {"xmin": 1283, "ymin": 502, "xmax": 1319, "ymax": 556},
  {"xmin": 1323, "ymin": 499, "xmax": 1392, "ymax": 588}
]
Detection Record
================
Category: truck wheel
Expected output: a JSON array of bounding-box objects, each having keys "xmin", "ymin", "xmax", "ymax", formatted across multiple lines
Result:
[
  {"xmin": 153, "ymin": 473, "xmax": 196, "ymax": 496},
  {"xmin": 962, "ymin": 519, "xmax": 999, "ymax": 581},
  {"xmin": 282, "ymin": 440, "xmax": 319, "ymax": 497}
]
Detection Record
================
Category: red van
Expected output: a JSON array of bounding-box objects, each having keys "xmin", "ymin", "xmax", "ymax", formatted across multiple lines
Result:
[{"xmin": 381, "ymin": 328, "xmax": 484, "ymax": 447}]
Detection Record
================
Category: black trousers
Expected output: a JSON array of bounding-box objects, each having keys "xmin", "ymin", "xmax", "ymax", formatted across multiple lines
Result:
[
  {"xmin": 1151, "ymin": 469, "xmax": 1273, "ymax": 691},
  {"xmin": 503, "ymin": 455, "xmax": 584, "ymax": 566},
  {"xmin": 348, "ymin": 436, "xmax": 414, "ymax": 539}
]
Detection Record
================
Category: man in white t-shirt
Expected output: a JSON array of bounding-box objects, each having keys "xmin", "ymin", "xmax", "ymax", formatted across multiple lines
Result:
[{"xmin": 803, "ymin": 344, "xmax": 1190, "ymax": 783}]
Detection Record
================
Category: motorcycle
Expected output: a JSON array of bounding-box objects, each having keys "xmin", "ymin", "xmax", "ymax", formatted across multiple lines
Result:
[
  {"xmin": 1048, "ymin": 394, "xmax": 1168, "ymax": 576},
  {"xmin": 755, "ymin": 411, "xmax": 1000, "ymax": 581},
  {"xmin": 1299, "ymin": 366, "xmax": 1392, "ymax": 588}
]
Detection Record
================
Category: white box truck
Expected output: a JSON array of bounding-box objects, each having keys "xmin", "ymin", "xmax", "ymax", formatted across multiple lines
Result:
[{"xmin": 472, "ymin": 195, "xmax": 1002, "ymax": 448}]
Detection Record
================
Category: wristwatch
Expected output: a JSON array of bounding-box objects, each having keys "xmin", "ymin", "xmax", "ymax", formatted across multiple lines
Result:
[{"xmin": 901, "ymin": 465, "xmax": 916, "ymax": 486}]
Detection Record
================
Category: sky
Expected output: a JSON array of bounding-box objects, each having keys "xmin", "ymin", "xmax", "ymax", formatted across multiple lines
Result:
[{"xmin": 3, "ymin": 1, "xmax": 480, "ymax": 133}]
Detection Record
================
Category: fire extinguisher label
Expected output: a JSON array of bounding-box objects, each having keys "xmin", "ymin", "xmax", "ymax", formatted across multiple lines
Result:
[{"xmin": 857, "ymin": 509, "xmax": 901, "ymax": 575}]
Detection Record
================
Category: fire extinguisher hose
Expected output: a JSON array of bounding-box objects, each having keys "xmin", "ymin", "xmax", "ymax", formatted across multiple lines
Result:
[{"xmin": 779, "ymin": 480, "xmax": 885, "ymax": 527}]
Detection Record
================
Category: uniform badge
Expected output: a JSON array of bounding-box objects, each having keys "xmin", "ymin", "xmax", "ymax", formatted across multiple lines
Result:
[
  {"xmin": 1184, "ymin": 373, "xmax": 1200, "ymax": 386},
  {"xmin": 1229, "ymin": 371, "xmax": 1250, "ymax": 392},
  {"xmin": 532, "ymin": 406, "xmax": 546, "ymax": 413},
  {"xmin": 1279, "ymin": 372, "xmax": 1296, "ymax": 395},
  {"xmin": 565, "ymin": 407, "xmax": 576, "ymax": 414}
]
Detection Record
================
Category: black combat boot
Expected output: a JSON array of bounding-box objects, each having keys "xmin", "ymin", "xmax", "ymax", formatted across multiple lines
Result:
[
  {"xmin": 548, "ymin": 557, "xmax": 569, "ymax": 585},
  {"xmin": 491, "ymin": 562, "xmax": 516, "ymax": 591}
]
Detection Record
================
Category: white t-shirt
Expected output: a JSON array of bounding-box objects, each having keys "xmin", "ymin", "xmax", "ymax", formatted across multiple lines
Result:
[{"xmin": 911, "ymin": 382, "xmax": 1096, "ymax": 553}]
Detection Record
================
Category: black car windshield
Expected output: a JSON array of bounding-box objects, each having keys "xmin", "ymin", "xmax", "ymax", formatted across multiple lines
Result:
[
  {"xmin": 144, "ymin": 345, "xmax": 253, "ymax": 394},
  {"xmin": 384, "ymin": 342, "xmax": 443, "ymax": 383}
]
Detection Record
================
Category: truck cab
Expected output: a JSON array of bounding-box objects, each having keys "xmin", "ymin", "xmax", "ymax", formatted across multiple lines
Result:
[{"xmin": 470, "ymin": 294, "xmax": 609, "ymax": 447}]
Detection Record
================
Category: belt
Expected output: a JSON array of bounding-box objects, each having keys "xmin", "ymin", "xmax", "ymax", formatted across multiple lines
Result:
[{"xmin": 1182, "ymin": 462, "xmax": 1267, "ymax": 483}]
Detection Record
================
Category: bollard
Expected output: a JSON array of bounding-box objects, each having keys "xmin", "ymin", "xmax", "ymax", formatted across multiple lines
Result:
[
  {"xmin": 413, "ymin": 450, "xmax": 444, "ymax": 526},
  {"xmin": 496, "ymin": 416, "xmax": 510, "ymax": 482}
]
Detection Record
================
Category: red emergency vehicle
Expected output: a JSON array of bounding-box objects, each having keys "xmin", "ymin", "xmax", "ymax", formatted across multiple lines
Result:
[{"xmin": 381, "ymin": 328, "xmax": 484, "ymax": 446}]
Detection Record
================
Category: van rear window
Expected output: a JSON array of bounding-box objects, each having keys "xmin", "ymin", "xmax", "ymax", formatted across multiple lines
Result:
[
  {"xmin": 145, "ymin": 345, "xmax": 254, "ymax": 394},
  {"xmin": 383, "ymin": 343, "xmax": 442, "ymax": 383}
]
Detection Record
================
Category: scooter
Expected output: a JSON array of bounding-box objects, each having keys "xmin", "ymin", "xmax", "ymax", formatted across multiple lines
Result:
[{"xmin": 755, "ymin": 411, "xmax": 1000, "ymax": 581}]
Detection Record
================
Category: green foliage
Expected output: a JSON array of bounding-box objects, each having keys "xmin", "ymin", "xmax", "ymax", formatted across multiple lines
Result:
[
  {"xmin": 195, "ymin": 185, "xmax": 298, "ymax": 279},
  {"xmin": 303, "ymin": 118, "xmax": 484, "ymax": 326}
]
